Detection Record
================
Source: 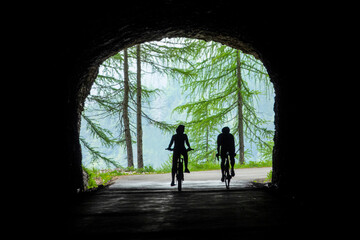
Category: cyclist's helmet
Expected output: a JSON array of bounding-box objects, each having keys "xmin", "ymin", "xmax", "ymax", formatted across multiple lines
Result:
[
  {"xmin": 176, "ymin": 124, "xmax": 185, "ymax": 134},
  {"xmin": 222, "ymin": 126, "xmax": 230, "ymax": 134}
]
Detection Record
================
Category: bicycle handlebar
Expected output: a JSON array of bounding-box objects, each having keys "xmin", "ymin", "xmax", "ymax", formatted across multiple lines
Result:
[{"xmin": 165, "ymin": 148, "xmax": 194, "ymax": 152}]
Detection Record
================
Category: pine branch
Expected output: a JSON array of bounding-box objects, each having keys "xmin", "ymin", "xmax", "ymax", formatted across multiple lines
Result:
[
  {"xmin": 80, "ymin": 137, "xmax": 121, "ymax": 168},
  {"xmin": 81, "ymin": 113, "xmax": 118, "ymax": 147}
]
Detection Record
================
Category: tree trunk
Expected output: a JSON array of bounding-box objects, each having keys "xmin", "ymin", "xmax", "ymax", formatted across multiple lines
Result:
[
  {"xmin": 236, "ymin": 50, "xmax": 245, "ymax": 165},
  {"xmin": 203, "ymin": 103, "xmax": 209, "ymax": 161},
  {"xmin": 136, "ymin": 44, "xmax": 144, "ymax": 169},
  {"xmin": 123, "ymin": 48, "xmax": 134, "ymax": 167}
]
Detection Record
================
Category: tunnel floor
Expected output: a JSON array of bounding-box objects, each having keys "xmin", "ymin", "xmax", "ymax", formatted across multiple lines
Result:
[{"xmin": 67, "ymin": 182, "xmax": 319, "ymax": 239}]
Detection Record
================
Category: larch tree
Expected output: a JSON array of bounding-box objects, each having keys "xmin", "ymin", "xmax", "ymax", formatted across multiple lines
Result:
[
  {"xmin": 236, "ymin": 50, "xmax": 245, "ymax": 165},
  {"xmin": 136, "ymin": 44, "xmax": 143, "ymax": 169},
  {"xmin": 80, "ymin": 38, "xmax": 274, "ymax": 169},
  {"xmin": 123, "ymin": 48, "xmax": 134, "ymax": 167},
  {"xmin": 168, "ymin": 39, "xmax": 274, "ymax": 164},
  {"xmin": 80, "ymin": 40, "xmax": 189, "ymax": 168}
]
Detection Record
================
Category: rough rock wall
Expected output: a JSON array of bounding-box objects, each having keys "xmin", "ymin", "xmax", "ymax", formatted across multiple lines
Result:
[{"xmin": 55, "ymin": 2, "xmax": 330, "ymax": 201}]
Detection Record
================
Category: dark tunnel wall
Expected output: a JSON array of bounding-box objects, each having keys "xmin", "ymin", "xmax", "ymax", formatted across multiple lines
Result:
[{"xmin": 50, "ymin": 2, "xmax": 336, "ymax": 203}]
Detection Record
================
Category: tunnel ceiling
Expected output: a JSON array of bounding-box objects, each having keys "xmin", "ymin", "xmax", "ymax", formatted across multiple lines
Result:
[{"xmin": 59, "ymin": 2, "xmax": 288, "ymax": 80}]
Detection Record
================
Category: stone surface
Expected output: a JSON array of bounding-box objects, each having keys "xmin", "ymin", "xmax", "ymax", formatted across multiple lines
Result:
[
  {"xmin": 68, "ymin": 186, "xmax": 315, "ymax": 238},
  {"xmin": 67, "ymin": 169, "xmax": 333, "ymax": 237},
  {"xmin": 47, "ymin": 0, "xmax": 339, "ymax": 216}
]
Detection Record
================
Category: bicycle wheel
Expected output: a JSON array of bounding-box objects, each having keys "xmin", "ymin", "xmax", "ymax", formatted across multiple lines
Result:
[
  {"xmin": 177, "ymin": 160, "xmax": 183, "ymax": 191},
  {"xmin": 225, "ymin": 158, "xmax": 231, "ymax": 189},
  {"xmin": 225, "ymin": 172, "xmax": 231, "ymax": 189}
]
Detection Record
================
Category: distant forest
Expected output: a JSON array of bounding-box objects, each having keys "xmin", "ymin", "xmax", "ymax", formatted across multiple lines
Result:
[{"xmin": 80, "ymin": 38, "xmax": 274, "ymax": 170}]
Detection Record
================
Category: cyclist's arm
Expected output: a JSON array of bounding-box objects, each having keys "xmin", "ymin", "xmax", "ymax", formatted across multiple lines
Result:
[
  {"xmin": 230, "ymin": 134, "xmax": 236, "ymax": 154},
  {"xmin": 184, "ymin": 134, "xmax": 191, "ymax": 148},
  {"xmin": 217, "ymin": 134, "xmax": 221, "ymax": 154},
  {"xmin": 167, "ymin": 135, "xmax": 175, "ymax": 149}
]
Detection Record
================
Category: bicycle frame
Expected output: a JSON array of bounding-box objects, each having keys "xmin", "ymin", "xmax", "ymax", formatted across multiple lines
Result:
[
  {"xmin": 176, "ymin": 155, "xmax": 183, "ymax": 191},
  {"xmin": 166, "ymin": 148, "xmax": 193, "ymax": 191},
  {"xmin": 217, "ymin": 152, "xmax": 231, "ymax": 189},
  {"xmin": 224, "ymin": 152, "xmax": 231, "ymax": 189}
]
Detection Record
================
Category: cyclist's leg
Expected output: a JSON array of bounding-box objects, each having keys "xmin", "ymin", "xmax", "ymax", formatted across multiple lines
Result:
[
  {"xmin": 171, "ymin": 152, "xmax": 179, "ymax": 186},
  {"xmin": 183, "ymin": 150, "xmax": 190, "ymax": 173},
  {"xmin": 220, "ymin": 156, "xmax": 225, "ymax": 181},
  {"xmin": 230, "ymin": 154, "xmax": 235, "ymax": 177}
]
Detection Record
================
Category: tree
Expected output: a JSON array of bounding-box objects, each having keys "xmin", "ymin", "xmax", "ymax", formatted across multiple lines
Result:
[
  {"xmin": 80, "ymin": 41, "xmax": 181, "ymax": 168},
  {"xmin": 80, "ymin": 113, "xmax": 120, "ymax": 168},
  {"xmin": 170, "ymin": 39, "xmax": 274, "ymax": 164},
  {"xmin": 236, "ymin": 50, "xmax": 245, "ymax": 165},
  {"xmin": 136, "ymin": 44, "xmax": 143, "ymax": 169},
  {"xmin": 123, "ymin": 48, "xmax": 134, "ymax": 167},
  {"xmin": 80, "ymin": 38, "xmax": 274, "ymax": 169}
]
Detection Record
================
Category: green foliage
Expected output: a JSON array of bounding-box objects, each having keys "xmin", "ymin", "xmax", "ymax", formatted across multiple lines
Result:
[
  {"xmin": 165, "ymin": 39, "xmax": 274, "ymax": 164},
  {"xmin": 257, "ymin": 140, "xmax": 274, "ymax": 162},
  {"xmin": 158, "ymin": 155, "xmax": 173, "ymax": 173},
  {"xmin": 83, "ymin": 165, "xmax": 159, "ymax": 189},
  {"xmin": 81, "ymin": 114, "xmax": 117, "ymax": 147},
  {"xmin": 83, "ymin": 166, "xmax": 98, "ymax": 189},
  {"xmin": 79, "ymin": 137, "xmax": 120, "ymax": 168},
  {"xmin": 82, "ymin": 166, "xmax": 122, "ymax": 188},
  {"xmin": 157, "ymin": 154, "xmax": 272, "ymax": 173},
  {"xmin": 237, "ymin": 159, "xmax": 272, "ymax": 168},
  {"xmin": 188, "ymin": 159, "xmax": 221, "ymax": 171},
  {"xmin": 135, "ymin": 165, "xmax": 156, "ymax": 173},
  {"xmin": 81, "ymin": 43, "xmax": 178, "ymax": 168},
  {"xmin": 80, "ymin": 38, "xmax": 275, "ymax": 170},
  {"xmin": 265, "ymin": 170, "xmax": 272, "ymax": 182}
]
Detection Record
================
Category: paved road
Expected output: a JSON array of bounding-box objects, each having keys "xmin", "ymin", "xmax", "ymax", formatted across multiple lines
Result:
[
  {"xmin": 110, "ymin": 167, "xmax": 271, "ymax": 191},
  {"xmin": 69, "ymin": 167, "xmax": 320, "ymax": 237}
]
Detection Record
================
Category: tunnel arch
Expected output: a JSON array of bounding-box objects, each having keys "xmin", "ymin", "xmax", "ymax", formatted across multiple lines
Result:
[
  {"xmin": 77, "ymin": 33, "xmax": 279, "ymax": 182},
  {"xmin": 63, "ymin": 3, "xmax": 297, "ymax": 198}
]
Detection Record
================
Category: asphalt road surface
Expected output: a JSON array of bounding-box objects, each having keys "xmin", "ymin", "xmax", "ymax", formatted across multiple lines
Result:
[
  {"xmin": 110, "ymin": 167, "xmax": 272, "ymax": 191},
  {"xmin": 69, "ymin": 166, "xmax": 325, "ymax": 237}
]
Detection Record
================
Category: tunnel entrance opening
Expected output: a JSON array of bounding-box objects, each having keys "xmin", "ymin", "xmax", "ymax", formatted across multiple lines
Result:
[
  {"xmin": 79, "ymin": 37, "xmax": 275, "ymax": 191},
  {"xmin": 62, "ymin": 2, "xmax": 307, "ymax": 201},
  {"xmin": 41, "ymin": 2, "xmax": 344, "ymax": 235}
]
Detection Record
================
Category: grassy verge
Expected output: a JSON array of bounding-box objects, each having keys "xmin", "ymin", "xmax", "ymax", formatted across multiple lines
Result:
[
  {"xmin": 158, "ymin": 158, "xmax": 272, "ymax": 172},
  {"xmin": 83, "ymin": 165, "xmax": 158, "ymax": 189}
]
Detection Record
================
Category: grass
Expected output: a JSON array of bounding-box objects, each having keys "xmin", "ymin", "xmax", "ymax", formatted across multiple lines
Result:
[
  {"xmin": 83, "ymin": 159, "xmax": 272, "ymax": 190},
  {"xmin": 83, "ymin": 165, "xmax": 160, "ymax": 190},
  {"xmin": 158, "ymin": 158, "xmax": 272, "ymax": 172},
  {"xmin": 265, "ymin": 170, "xmax": 272, "ymax": 182}
]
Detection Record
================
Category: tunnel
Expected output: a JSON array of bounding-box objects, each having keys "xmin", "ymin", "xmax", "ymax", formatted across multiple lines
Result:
[
  {"xmin": 60, "ymin": 3, "xmax": 306, "ymax": 195},
  {"xmin": 41, "ymin": 1, "xmax": 340, "ymax": 236}
]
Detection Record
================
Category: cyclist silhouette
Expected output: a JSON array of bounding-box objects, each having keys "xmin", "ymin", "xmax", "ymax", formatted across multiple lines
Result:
[
  {"xmin": 166, "ymin": 124, "xmax": 193, "ymax": 186},
  {"xmin": 216, "ymin": 127, "xmax": 236, "ymax": 182}
]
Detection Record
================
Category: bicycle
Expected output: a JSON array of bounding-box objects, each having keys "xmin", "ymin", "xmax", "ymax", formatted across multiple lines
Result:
[
  {"xmin": 166, "ymin": 148, "xmax": 193, "ymax": 191},
  {"xmin": 217, "ymin": 151, "xmax": 232, "ymax": 189}
]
